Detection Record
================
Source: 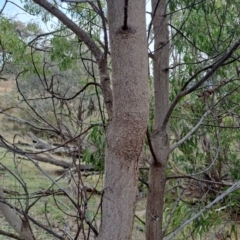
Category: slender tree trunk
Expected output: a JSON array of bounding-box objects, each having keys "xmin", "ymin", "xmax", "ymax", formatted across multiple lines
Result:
[
  {"xmin": 146, "ymin": 0, "xmax": 170, "ymax": 239},
  {"xmin": 96, "ymin": 1, "xmax": 149, "ymax": 239}
]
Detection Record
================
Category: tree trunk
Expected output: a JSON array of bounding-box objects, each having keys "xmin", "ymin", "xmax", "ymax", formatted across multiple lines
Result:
[
  {"xmin": 97, "ymin": 1, "xmax": 149, "ymax": 239},
  {"xmin": 146, "ymin": 0, "xmax": 170, "ymax": 239}
]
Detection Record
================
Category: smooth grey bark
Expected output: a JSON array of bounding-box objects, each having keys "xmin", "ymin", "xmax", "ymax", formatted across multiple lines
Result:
[
  {"xmin": 97, "ymin": 0, "xmax": 149, "ymax": 239},
  {"xmin": 146, "ymin": 0, "xmax": 170, "ymax": 239}
]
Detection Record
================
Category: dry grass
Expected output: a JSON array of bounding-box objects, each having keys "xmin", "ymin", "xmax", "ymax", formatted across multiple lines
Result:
[
  {"xmin": 0, "ymin": 149, "xmax": 146, "ymax": 240},
  {"xmin": 0, "ymin": 77, "xmax": 15, "ymax": 94}
]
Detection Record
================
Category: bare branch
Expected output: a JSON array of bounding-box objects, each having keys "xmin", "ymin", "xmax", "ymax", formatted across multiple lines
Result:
[
  {"xmin": 166, "ymin": 174, "xmax": 232, "ymax": 187},
  {"xmin": 0, "ymin": 229, "xmax": 25, "ymax": 240},
  {"xmin": 27, "ymin": 29, "xmax": 63, "ymax": 46},
  {"xmin": 146, "ymin": 128, "xmax": 159, "ymax": 165},
  {"xmin": 96, "ymin": 1, "xmax": 108, "ymax": 57},
  {"xmin": 0, "ymin": 109, "xmax": 56, "ymax": 133},
  {"xmin": 170, "ymin": 85, "xmax": 240, "ymax": 153},
  {"xmin": 31, "ymin": 0, "xmax": 113, "ymax": 118},
  {"xmin": 0, "ymin": 0, "xmax": 7, "ymax": 15},
  {"xmin": 165, "ymin": 180, "xmax": 240, "ymax": 240},
  {"xmin": 32, "ymin": 0, "xmax": 102, "ymax": 61},
  {"xmin": 170, "ymin": 108, "xmax": 211, "ymax": 153},
  {"xmin": 162, "ymin": 38, "xmax": 240, "ymax": 129}
]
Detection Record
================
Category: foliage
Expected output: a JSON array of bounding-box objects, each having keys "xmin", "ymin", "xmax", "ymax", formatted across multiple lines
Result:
[{"xmin": 82, "ymin": 125, "xmax": 105, "ymax": 171}]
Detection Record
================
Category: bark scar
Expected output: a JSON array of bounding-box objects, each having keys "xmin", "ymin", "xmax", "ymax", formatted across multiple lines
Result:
[{"xmin": 116, "ymin": 26, "xmax": 136, "ymax": 39}]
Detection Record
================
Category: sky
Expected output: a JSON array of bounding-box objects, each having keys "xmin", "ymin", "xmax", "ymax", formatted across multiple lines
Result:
[
  {"xmin": 0, "ymin": 0, "xmax": 46, "ymax": 28},
  {"xmin": 1, "ymin": 1, "xmax": 152, "ymax": 21},
  {"xmin": 0, "ymin": 0, "xmax": 152, "ymax": 34},
  {"xmin": 1, "ymin": 0, "xmax": 28, "ymax": 19}
]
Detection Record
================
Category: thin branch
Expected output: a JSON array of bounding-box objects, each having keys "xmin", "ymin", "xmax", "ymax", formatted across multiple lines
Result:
[
  {"xmin": 26, "ymin": 155, "xmax": 99, "ymax": 236},
  {"xmin": 35, "ymin": 0, "xmax": 113, "ymax": 117},
  {"xmin": 170, "ymin": 108, "xmax": 211, "ymax": 153},
  {"xmin": 27, "ymin": 29, "xmax": 63, "ymax": 46},
  {"xmin": 32, "ymin": 0, "xmax": 113, "ymax": 118},
  {"xmin": 191, "ymin": 145, "xmax": 220, "ymax": 177},
  {"xmin": 138, "ymin": 177, "xmax": 149, "ymax": 188},
  {"xmin": 0, "ymin": 0, "xmax": 7, "ymax": 15},
  {"xmin": 169, "ymin": 23, "xmax": 204, "ymax": 53},
  {"xmin": 134, "ymin": 214, "xmax": 145, "ymax": 225},
  {"xmin": 166, "ymin": 0, "xmax": 208, "ymax": 16},
  {"xmin": 166, "ymin": 175, "xmax": 232, "ymax": 187},
  {"xmin": 48, "ymin": 82, "xmax": 101, "ymax": 101},
  {"xmin": 146, "ymin": 128, "xmax": 159, "ymax": 165},
  {"xmin": 0, "ymin": 109, "xmax": 56, "ymax": 133},
  {"xmin": 6, "ymin": 1, "xmax": 35, "ymax": 15},
  {"xmin": 165, "ymin": 180, "xmax": 240, "ymax": 240},
  {"xmin": 162, "ymin": 38, "xmax": 240, "ymax": 130},
  {"xmin": 0, "ymin": 229, "xmax": 24, "ymax": 240},
  {"xmin": 170, "ymin": 85, "xmax": 240, "ymax": 153},
  {"xmin": 15, "ymin": 70, "xmax": 59, "ymax": 133},
  {"xmin": 96, "ymin": 0, "xmax": 108, "ymax": 57},
  {"xmin": 32, "ymin": 0, "xmax": 103, "ymax": 61}
]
